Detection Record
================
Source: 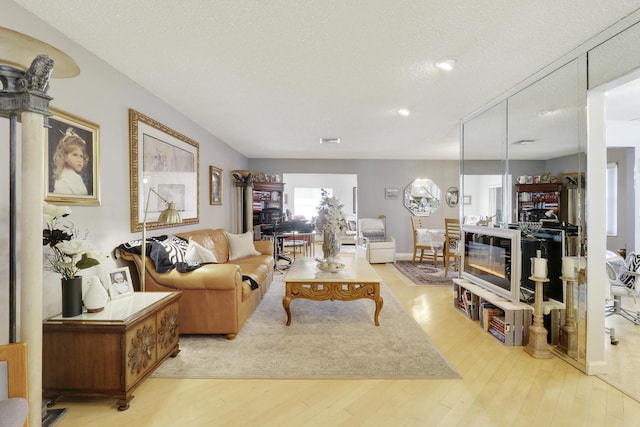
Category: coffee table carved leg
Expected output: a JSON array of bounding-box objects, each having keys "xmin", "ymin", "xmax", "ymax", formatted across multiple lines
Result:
[
  {"xmin": 283, "ymin": 295, "xmax": 292, "ymax": 326},
  {"xmin": 374, "ymin": 296, "xmax": 384, "ymax": 326}
]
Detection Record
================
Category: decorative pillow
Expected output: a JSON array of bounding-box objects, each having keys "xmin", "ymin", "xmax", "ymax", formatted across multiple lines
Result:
[
  {"xmin": 226, "ymin": 231, "xmax": 261, "ymax": 260},
  {"xmin": 362, "ymin": 231, "xmax": 387, "ymax": 242},
  {"xmin": 620, "ymin": 252, "xmax": 640, "ymax": 288},
  {"xmin": 184, "ymin": 238, "xmax": 218, "ymax": 265}
]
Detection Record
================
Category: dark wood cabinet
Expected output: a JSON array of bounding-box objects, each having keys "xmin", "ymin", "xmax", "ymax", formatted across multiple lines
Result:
[{"xmin": 43, "ymin": 292, "xmax": 181, "ymax": 410}]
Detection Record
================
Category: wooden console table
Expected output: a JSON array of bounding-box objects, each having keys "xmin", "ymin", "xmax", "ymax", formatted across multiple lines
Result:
[{"xmin": 43, "ymin": 291, "xmax": 181, "ymax": 411}]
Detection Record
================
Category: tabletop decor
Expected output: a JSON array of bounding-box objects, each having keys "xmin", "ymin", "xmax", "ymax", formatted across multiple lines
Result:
[
  {"xmin": 314, "ymin": 189, "xmax": 347, "ymax": 268},
  {"xmin": 43, "ymin": 202, "xmax": 103, "ymax": 316}
]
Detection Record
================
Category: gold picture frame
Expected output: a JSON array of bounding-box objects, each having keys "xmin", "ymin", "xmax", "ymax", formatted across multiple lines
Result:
[
  {"xmin": 209, "ymin": 165, "xmax": 223, "ymax": 205},
  {"xmin": 129, "ymin": 109, "xmax": 199, "ymax": 232},
  {"xmin": 45, "ymin": 108, "xmax": 100, "ymax": 205}
]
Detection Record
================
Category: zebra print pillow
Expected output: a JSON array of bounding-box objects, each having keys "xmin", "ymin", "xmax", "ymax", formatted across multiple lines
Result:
[{"xmin": 620, "ymin": 252, "xmax": 640, "ymax": 289}]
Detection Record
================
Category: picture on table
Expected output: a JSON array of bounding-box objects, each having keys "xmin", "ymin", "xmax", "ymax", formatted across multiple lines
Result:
[{"xmin": 108, "ymin": 267, "xmax": 134, "ymax": 299}]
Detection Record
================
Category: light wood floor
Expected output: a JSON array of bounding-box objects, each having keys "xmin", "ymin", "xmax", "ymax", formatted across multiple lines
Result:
[{"xmin": 52, "ymin": 257, "xmax": 640, "ymax": 427}]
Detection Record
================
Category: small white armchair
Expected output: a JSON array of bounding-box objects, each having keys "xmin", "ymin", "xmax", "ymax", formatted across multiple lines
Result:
[
  {"xmin": 606, "ymin": 250, "xmax": 640, "ymax": 325},
  {"xmin": 356, "ymin": 216, "xmax": 396, "ymax": 263}
]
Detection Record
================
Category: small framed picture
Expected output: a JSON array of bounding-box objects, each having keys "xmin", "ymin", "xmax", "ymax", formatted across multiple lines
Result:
[
  {"xmin": 108, "ymin": 267, "xmax": 134, "ymax": 299},
  {"xmin": 533, "ymin": 175, "xmax": 541, "ymax": 184},
  {"xmin": 385, "ymin": 188, "xmax": 398, "ymax": 200},
  {"xmin": 209, "ymin": 165, "xmax": 223, "ymax": 205},
  {"xmin": 541, "ymin": 172, "xmax": 552, "ymax": 183}
]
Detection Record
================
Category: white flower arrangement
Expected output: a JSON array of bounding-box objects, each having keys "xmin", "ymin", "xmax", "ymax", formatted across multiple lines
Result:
[
  {"xmin": 42, "ymin": 202, "xmax": 104, "ymax": 280},
  {"xmin": 314, "ymin": 189, "xmax": 347, "ymax": 235}
]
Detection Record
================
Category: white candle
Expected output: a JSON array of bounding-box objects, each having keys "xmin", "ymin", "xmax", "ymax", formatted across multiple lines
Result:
[
  {"xmin": 532, "ymin": 257, "xmax": 548, "ymax": 278},
  {"xmin": 562, "ymin": 257, "xmax": 577, "ymax": 279}
]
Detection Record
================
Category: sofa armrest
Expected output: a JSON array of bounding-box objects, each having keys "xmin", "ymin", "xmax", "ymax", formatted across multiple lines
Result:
[
  {"xmin": 146, "ymin": 262, "xmax": 243, "ymax": 291},
  {"xmin": 119, "ymin": 251, "xmax": 243, "ymax": 291}
]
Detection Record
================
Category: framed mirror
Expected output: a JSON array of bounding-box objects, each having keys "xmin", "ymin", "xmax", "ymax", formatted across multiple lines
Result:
[
  {"xmin": 403, "ymin": 178, "xmax": 441, "ymax": 216},
  {"xmin": 445, "ymin": 187, "xmax": 459, "ymax": 207}
]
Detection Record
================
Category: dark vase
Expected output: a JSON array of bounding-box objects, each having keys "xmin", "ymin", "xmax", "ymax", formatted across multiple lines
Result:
[{"xmin": 61, "ymin": 276, "xmax": 83, "ymax": 317}]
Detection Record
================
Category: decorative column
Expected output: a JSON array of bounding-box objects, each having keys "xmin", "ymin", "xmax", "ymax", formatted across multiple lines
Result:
[
  {"xmin": 1, "ymin": 27, "xmax": 79, "ymax": 427},
  {"xmin": 232, "ymin": 170, "xmax": 258, "ymax": 234},
  {"xmin": 1, "ymin": 56, "xmax": 52, "ymax": 427},
  {"xmin": 558, "ymin": 276, "xmax": 579, "ymax": 357},
  {"xmin": 558, "ymin": 256, "xmax": 586, "ymax": 358}
]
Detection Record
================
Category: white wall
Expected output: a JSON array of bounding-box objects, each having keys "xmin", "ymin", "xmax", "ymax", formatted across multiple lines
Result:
[
  {"xmin": 250, "ymin": 158, "xmax": 461, "ymax": 254},
  {"xmin": 0, "ymin": 3, "xmax": 249, "ymax": 343}
]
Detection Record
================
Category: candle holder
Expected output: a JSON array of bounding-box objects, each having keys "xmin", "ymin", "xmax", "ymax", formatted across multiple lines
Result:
[
  {"xmin": 524, "ymin": 274, "xmax": 553, "ymax": 359},
  {"xmin": 518, "ymin": 221, "xmax": 542, "ymax": 239}
]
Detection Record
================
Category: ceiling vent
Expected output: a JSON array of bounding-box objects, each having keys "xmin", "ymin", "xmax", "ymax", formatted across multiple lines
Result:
[
  {"xmin": 319, "ymin": 138, "xmax": 341, "ymax": 144},
  {"xmin": 512, "ymin": 139, "xmax": 535, "ymax": 145}
]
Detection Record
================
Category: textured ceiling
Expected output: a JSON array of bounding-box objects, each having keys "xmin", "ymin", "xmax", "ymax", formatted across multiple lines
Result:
[{"xmin": 11, "ymin": 0, "xmax": 640, "ymax": 159}]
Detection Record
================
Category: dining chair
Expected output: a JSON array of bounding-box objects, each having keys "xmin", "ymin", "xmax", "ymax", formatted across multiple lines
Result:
[
  {"xmin": 410, "ymin": 216, "xmax": 443, "ymax": 266},
  {"xmin": 444, "ymin": 217, "xmax": 461, "ymax": 276}
]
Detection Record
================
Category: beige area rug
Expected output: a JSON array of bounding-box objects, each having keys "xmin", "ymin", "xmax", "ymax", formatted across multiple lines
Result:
[
  {"xmin": 392, "ymin": 260, "xmax": 458, "ymax": 286},
  {"xmin": 151, "ymin": 278, "xmax": 460, "ymax": 379}
]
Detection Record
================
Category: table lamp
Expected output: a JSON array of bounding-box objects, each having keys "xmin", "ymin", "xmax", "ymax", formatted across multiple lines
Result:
[{"xmin": 140, "ymin": 187, "xmax": 182, "ymax": 291}]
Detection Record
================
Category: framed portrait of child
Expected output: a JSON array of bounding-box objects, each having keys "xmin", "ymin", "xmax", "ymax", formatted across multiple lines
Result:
[
  {"xmin": 108, "ymin": 267, "xmax": 134, "ymax": 300},
  {"xmin": 44, "ymin": 108, "xmax": 100, "ymax": 205}
]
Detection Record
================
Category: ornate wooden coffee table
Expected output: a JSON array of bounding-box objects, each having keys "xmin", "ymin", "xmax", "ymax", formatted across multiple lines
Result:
[{"xmin": 282, "ymin": 256, "xmax": 384, "ymax": 325}]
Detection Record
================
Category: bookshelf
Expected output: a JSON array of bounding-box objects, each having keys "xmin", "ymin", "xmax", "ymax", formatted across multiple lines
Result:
[
  {"xmin": 453, "ymin": 278, "xmax": 533, "ymax": 346},
  {"xmin": 515, "ymin": 183, "xmax": 562, "ymax": 222},
  {"xmin": 253, "ymin": 182, "xmax": 284, "ymax": 227}
]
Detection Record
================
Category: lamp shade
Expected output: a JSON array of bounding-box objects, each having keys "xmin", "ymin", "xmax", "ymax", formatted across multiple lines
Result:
[
  {"xmin": 0, "ymin": 26, "xmax": 79, "ymax": 77},
  {"xmin": 157, "ymin": 202, "xmax": 182, "ymax": 224}
]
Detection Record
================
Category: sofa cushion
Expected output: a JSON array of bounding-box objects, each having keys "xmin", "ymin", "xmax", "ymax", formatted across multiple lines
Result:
[
  {"xmin": 362, "ymin": 231, "xmax": 387, "ymax": 242},
  {"xmin": 185, "ymin": 238, "xmax": 218, "ymax": 264},
  {"xmin": 0, "ymin": 398, "xmax": 28, "ymax": 427},
  {"xmin": 359, "ymin": 218, "xmax": 385, "ymax": 233},
  {"xmin": 226, "ymin": 231, "xmax": 261, "ymax": 260},
  {"xmin": 206, "ymin": 229, "xmax": 230, "ymax": 263}
]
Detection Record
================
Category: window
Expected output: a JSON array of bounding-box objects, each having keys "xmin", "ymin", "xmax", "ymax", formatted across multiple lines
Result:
[
  {"xmin": 606, "ymin": 162, "xmax": 618, "ymax": 236},
  {"xmin": 294, "ymin": 188, "xmax": 332, "ymax": 220}
]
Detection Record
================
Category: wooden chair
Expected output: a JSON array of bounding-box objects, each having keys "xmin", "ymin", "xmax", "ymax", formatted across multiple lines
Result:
[
  {"xmin": 0, "ymin": 342, "xmax": 29, "ymax": 427},
  {"xmin": 410, "ymin": 216, "xmax": 443, "ymax": 266},
  {"xmin": 444, "ymin": 218, "xmax": 461, "ymax": 277}
]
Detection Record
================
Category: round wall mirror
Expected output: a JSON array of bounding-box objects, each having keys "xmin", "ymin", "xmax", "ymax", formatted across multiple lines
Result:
[
  {"xmin": 445, "ymin": 186, "xmax": 459, "ymax": 207},
  {"xmin": 403, "ymin": 178, "xmax": 441, "ymax": 216}
]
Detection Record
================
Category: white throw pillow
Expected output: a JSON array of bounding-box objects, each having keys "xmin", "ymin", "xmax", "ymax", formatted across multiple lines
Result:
[
  {"xmin": 185, "ymin": 238, "xmax": 218, "ymax": 264},
  {"xmin": 226, "ymin": 231, "xmax": 261, "ymax": 260}
]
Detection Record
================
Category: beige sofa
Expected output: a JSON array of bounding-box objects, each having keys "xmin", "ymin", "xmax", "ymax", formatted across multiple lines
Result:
[{"xmin": 119, "ymin": 228, "xmax": 274, "ymax": 339}]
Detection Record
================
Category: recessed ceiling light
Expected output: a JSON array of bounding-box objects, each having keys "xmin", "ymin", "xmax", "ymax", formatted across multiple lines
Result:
[
  {"xmin": 319, "ymin": 138, "xmax": 340, "ymax": 144},
  {"xmin": 435, "ymin": 57, "xmax": 457, "ymax": 71},
  {"xmin": 537, "ymin": 109, "xmax": 554, "ymax": 117},
  {"xmin": 397, "ymin": 108, "xmax": 410, "ymax": 116}
]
